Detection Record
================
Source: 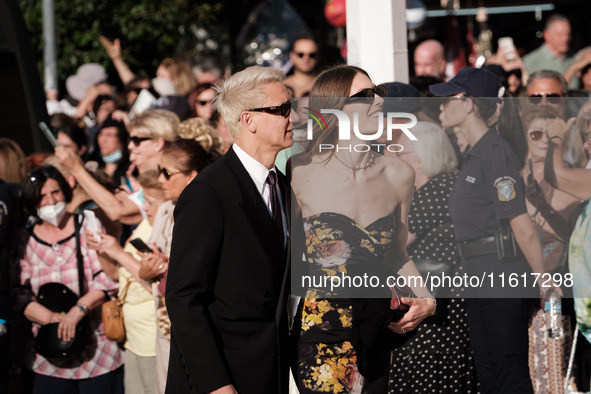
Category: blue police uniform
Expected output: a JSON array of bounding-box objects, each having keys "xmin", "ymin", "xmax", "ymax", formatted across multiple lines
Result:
[{"xmin": 449, "ymin": 129, "xmax": 535, "ymax": 393}]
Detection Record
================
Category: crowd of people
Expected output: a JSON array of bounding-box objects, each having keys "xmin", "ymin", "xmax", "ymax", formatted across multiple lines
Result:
[{"xmin": 1, "ymin": 12, "xmax": 591, "ymax": 394}]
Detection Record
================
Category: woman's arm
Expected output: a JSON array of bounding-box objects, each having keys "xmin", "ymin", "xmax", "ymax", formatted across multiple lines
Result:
[
  {"xmin": 545, "ymin": 119, "xmax": 591, "ymax": 200},
  {"xmin": 99, "ymin": 36, "xmax": 136, "ymax": 85},
  {"xmin": 386, "ymin": 164, "xmax": 436, "ymax": 333},
  {"xmin": 55, "ymin": 147, "xmax": 142, "ymax": 224},
  {"xmin": 58, "ymin": 289, "xmax": 107, "ymax": 342},
  {"xmin": 510, "ymin": 213, "xmax": 560, "ymax": 295},
  {"xmin": 23, "ymin": 301, "xmax": 62, "ymax": 326}
]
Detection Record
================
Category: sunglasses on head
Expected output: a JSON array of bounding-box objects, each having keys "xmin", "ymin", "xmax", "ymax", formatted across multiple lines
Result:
[
  {"xmin": 347, "ymin": 85, "xmax": 387, "ymax": 102},
  {"xmin": 294, "ymin": 52, "xmax": 317, "ymax": 59},
  {"xmin": 246, "ymin": 101, "xmax": 292, "ymax": 118},
  {"xmin": 158, "ymin": 165, "xmax": 186, "ymax": 180},
  {"xmin": 129, "ymin": 136, "xmax": 152, "ymax": 146},
  {"xmin": 528, "ymin": 93, "xmax": 562, "ymax": 105},
  {"xmin": 528, "ymin": 130, "xmax": 546, "ymax": 141},
  {"xmin": 27, "ymin": 166, "xmax": 59, "ymax": 184}
]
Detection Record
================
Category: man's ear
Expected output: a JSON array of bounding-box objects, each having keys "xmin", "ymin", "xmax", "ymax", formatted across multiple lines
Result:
[{"xmin": 240, "ymin": 112, "xmax": 257, "ymax": 133}]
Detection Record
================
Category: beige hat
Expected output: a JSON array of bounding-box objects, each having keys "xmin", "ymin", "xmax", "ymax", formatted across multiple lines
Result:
[{"xmin": 65, "ymin": 63, "xmax": 108, "ymax": 101}]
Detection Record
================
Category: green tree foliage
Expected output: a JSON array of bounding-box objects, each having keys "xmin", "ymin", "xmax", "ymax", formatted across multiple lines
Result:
[{"xmin": 19, "ymin": 0, "xmax": 222, "ymax": 91}]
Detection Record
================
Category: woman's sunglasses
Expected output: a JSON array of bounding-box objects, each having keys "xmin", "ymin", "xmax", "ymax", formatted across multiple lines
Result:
[
  {"xmin": 347, "ymin": 85, "xmax": 387, "ymax": 103},
  {"xmin": 27, "ymin": 166, "xmax": 59, "ymax": 184},
  {"xmin": 197, "ymin": 100, "xmax": 213, "ymax": 106},
  {"xmin": 129, "ymin": 136, "xmax": 152, "ymax": 146},
  {"xmin": 528, "ymin": 130, "xmax": 546, "ymax": 141},
  {"xmin": 246, "ymin": 101, "xmax": 292, "ymax": 118},
  {"xmin": 528, "ymin": 93, "xmax": 562, "ymax": 105},
  {"xmin": 158, "ymin": 165, "xmax": 187, "ymax": 180}
]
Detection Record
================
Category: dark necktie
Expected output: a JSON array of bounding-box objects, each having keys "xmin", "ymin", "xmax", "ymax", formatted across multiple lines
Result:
[{"xmin": 266, "ymin": 171, "xmax": 284, "ymax": 247}]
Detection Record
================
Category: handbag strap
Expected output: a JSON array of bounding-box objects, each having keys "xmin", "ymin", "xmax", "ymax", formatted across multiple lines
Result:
[
  {"xmin": 118, "ymin": 279, "xmax": 132, "ymax": 304},
  {"xmin": 74, "ymin": 214, "xmax": 87, "ymax": 296}
]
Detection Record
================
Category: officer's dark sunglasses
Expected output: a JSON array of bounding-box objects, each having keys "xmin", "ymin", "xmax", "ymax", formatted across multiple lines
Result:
[
  {"xmin": 246, "ymin": 101, "xmax": 292, "ymax": 118},
  {"xmin": 528, "ymin": 93, "xmax": 561, "ymax": 105},
  {"xmin": 347, "ymin": 85, "xmax": 387, "ymax": 103}
]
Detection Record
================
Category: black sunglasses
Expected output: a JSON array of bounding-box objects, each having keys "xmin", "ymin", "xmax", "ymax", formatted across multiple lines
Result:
[
  {"xmin": 528, "ymin": 130, "xmax": 546, "ymax": 141},
  {"xmin": 347, "ymin": 85, "xmax": 387, "ymax": 103},
  {"xmin": 295, "ymin": 52, "xmax": 317, "ymax": 59},
  {"xmin": 246, "ymin": 101, "xmax": 292, "ymax": 118},
  {"xmin": 197, "ymin": 100, "xmax": 212, "ymax": 106},
  {"xmin": 129, "ymin": 136, "xmax": 152, "ymax": 146},
  {"xmin": 158, "ymin": 165, "xmax": 187, "ymax": 180},
  {"xmin": 27, "ymin": 166, "xmax": 59, "ymax": 184},
  {"xmin": 528, "ymin": 93, "xmax": 562, "ymax": 105}
]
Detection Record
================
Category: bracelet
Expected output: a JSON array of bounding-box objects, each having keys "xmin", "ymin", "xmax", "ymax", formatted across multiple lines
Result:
[
  {"xmin": 76, "ymin": 303, "xmax": 89, "ymax": 314},
  {"xmin": 421, "ymin": 296, "xmax": 437, "ymax": 316}
]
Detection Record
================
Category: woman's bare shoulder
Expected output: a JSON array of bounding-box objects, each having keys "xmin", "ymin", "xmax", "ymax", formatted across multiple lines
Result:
[{"xmin": 377, "ymin": 154, "xmax": 415, "ymax": 187}]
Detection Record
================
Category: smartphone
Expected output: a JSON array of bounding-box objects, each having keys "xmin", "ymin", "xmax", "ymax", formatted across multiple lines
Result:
[
  {"xmin": 83, "ymin": 210, "xmax": 102, "ymax": 241},
  {"xmin": 130, "ymin": 238, "xmax": 153, "ymax": 253},
  {"xmin": 39, "ymin": 122, "xmax": 59, "ymax": 148},
  {"xmin": 498, "ymin": 37, "xmax": 516, "ymax": 61}
]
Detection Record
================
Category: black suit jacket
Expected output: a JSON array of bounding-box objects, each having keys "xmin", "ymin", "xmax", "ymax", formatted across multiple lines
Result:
[{"xmin": 165, "ymin": 147, "xmax": 291, "ymax": 394}]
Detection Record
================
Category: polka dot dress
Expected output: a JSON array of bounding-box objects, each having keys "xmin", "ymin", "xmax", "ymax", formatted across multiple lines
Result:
[{"xmin": 389, "ymin": 172, "xmax": 480, "ymax": 393}]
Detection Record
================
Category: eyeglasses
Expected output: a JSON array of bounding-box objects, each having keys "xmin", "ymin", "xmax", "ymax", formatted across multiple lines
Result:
[
  {"xmin": 129, "ymin": 136, "xmax": 152, "ymax": 146},
  {"xmin": 197, "ymin": 100, "xmax": 213, "ymax": 106},
  {"xmin": 528, "ymin": 130, "xmax": 546, "ymax": 141},
  {"xmin": 347, "ymin": 85, "xmax": 387, "ymax": 103},
  {"xmin": 294, "ymin": 52, "xmax": 317, "ymax": 59},
  {"xmin": 246, "ymin": 101, "xmax": 292, "ymax": 118},
  {"xmin": 528, "ymin": 93, "xmax": 562, "ymax": 105},
  {"xmin": 441, "ymin": 95, "xmax": 468, "ymax": 108},
  {"xmin": 158, "ymin": 165, "xmax": 187, "ymax": 180}
]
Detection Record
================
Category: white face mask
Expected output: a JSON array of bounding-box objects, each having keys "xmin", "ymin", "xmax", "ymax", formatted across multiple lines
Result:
[{"xmin": 37, "ymin": 202, "xmax": 67, "ymax": 227}]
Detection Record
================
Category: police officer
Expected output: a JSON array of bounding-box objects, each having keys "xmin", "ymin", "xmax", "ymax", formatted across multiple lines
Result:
[{"xmin": 429, "ymin": 67, "xmax": 553, "ymax": 394}]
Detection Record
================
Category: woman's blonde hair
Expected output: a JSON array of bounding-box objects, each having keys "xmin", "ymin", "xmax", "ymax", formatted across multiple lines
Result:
[
  {"xmin": 178, "ymin": 117, "xmax": 224, "ymax": 154},
  {"xmin": 160, "ymin": 57, "xmax": 198, "ymax": 96},
  {"xmin": 128, "ymin": 109, "xmax": 180, "ymax": 141},
  {"xmin": 0, "ymin": 138, "xmax": 28, "ymax": 182}
]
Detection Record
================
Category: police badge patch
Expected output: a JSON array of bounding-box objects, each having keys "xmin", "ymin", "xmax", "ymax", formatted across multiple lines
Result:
[{"xmin": 496, "ymin": 179, "xmax": 516, "ymax": 201}]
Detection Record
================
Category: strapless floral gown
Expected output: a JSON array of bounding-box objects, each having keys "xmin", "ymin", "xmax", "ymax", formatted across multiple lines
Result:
[{"xmin": 296, "ymin": 212, "xmax": 394, "ymax": 394}]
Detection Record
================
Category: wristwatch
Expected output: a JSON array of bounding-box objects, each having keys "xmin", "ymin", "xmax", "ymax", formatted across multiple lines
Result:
[{"xmin": 76, "ymin": 303, "xmax": 89, "ymax": 314}]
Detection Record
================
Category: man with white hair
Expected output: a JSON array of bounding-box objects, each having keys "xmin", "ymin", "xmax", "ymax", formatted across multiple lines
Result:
[
  {"xmin": 413, "ymin": 39, "xmax": 447, "ymax": 79},
  {"xmin": 165, "ymin": 66, "xmax": 294, "ymax": 394}
]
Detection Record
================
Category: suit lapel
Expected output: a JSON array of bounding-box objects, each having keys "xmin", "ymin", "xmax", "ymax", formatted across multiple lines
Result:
[{"xmin": 225, "ymin": 148, "xmax": 284, "ymax": 261}]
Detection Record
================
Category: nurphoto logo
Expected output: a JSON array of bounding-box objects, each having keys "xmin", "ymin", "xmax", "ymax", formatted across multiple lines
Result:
[{"xmin": 305, "ymin": 109, "xmax": 418, "ymax": 153}]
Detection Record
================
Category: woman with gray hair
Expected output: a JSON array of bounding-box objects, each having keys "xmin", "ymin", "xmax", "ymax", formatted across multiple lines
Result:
[{"xmin": 387, "ymin": 121, "xmax": 479, "ymax": 392}]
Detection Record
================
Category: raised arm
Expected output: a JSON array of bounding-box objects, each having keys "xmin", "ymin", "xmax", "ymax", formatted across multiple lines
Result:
[
  {"xmin": 545, "ymin": 118, "xmax": 591, "ymax": 200},
  {"xmin": 55, "ymin": 146, "xmax": 142, "ymax": 224},
  {"xmin": 99, "ymin": 36, "xmax": 136, "ymax": 85}
]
